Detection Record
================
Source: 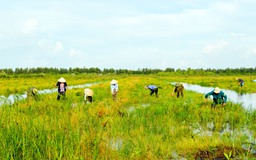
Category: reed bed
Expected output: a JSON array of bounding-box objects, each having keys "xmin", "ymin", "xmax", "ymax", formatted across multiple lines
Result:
[{"xmin": 0, "ymin": 75, "xmax": 255, "ymax": 159}]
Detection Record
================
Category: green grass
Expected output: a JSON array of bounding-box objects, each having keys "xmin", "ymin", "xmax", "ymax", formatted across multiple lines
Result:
[{"xmin": 0, "ymin": 75, "xmax": 255, "ymax": 159}]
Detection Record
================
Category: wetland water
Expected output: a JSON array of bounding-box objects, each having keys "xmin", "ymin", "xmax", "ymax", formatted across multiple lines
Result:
[
  {"xmin": 170, "ymin": 83, "xmax": 256, "ymax": 154},
  {"xmin": 1, "ymin": 82, "xmax": 256, "ymax": 110},
  {"xmin": 0, "ymin": 82, "xmax": 100, "ymax": 106},
  {"xmin": 174, "ymin": 83, "xmax": 256, "ymax": 110},
  {"xmin": 1, "ymin": 82, "xmax": 256, "ymax": 155}
]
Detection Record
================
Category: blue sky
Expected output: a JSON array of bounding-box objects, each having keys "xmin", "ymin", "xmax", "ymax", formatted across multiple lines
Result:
[{"xmin": 1, "ymin": 0, "xmax": 256, "ymax": 70}]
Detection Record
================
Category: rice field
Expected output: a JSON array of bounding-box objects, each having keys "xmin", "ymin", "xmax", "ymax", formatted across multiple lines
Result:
[{"xmin": 0, "ymin": 74, "xmax": 256, "ymax": 159}]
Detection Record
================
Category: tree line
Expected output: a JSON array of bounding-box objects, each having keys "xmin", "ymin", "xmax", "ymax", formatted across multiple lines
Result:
[{"xmin": 0, "ymin": 67, "xmax": 256, "ymax": 76}]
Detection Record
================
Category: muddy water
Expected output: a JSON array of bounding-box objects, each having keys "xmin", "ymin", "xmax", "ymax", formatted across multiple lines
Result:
[
  {"xmin": 173, "ymin": 83, "xmax": 256, "ymax": 110},
  {"xmin": 0, "ymin": 82, "xmax": 100, "ymax": 106}
]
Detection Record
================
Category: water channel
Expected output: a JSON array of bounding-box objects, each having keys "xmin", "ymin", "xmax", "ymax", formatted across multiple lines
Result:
[
  {"xmin": 0, "ymin": 82, "xmax": 100, "ymax": 106},
  {"xmin": 173, "ymin": 82, "xmax": 256, "ymax": 110},
  {"xmin": 1, "ymin": 82, "xmax": 256, "ymax": 110}
]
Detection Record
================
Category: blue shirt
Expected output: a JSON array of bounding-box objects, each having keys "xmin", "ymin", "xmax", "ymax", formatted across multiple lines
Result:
[
  {"xmin": 205, "ymin": 90, "xmax": 227, "ymax": 103},
  {"xmin": 147, "ymin": 85, "xmax": 157, "ymax": 90}
]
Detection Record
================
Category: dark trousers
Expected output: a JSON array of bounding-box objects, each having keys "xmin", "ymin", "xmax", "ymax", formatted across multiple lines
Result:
[
  {"xmin": 57, "ymin": 92, "xmax": 66, "ymax": 100},
  {"xmin": 175, "ymin": 91, "xmax": 183, "ymax": 98},
  {"xmin": 86, "ymin": 96, "xmax": 93, "ymax": 103},
  {"xmin": 174, "ymin": 87, "xmax": 183, "ymax": 98},
  {"xmin": 150, "ymin": 88, "xmax": 158, "ymax": 96},
  {"xmin": 212, "ymin": 98, "xmax": 224, "ymax": 107},
  {"xmin": 176, "ymin": 91, "xmax": 183, "ymax": 98}
]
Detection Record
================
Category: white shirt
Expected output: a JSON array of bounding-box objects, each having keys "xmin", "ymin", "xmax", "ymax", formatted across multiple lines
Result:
[{"xmin": 110, "ymin": 84, "xmax": 118, "ymax": 93}]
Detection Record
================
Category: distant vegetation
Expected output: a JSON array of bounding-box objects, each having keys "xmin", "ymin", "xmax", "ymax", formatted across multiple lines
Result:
[{"xmin": 0, "ymin": 67, "xmax": 256, "ymax": 76}]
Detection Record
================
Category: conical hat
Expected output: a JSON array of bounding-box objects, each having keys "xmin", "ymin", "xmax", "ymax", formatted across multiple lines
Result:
[
  {"xmin": 32, "ymin": 88, "xmax": 38, "ymax": 94},
  {"xmin": 84, "ymin": 88, "xmax": 94, "ymax": 96},
  {"xmin": 110, "ymin": 79, "xmax": 118, "ymax": 84},
  {"xmin": 58, "ymin": 77, "xmax": 66, "ymax": 82},
  {"xmin": 214, "ymin": 87, "xmax": 220, "ymax": 93}
]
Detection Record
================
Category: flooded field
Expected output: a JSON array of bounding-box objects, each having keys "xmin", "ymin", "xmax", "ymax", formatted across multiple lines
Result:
[
  {"xmin": 2, "ymin": 81, "xmax": 256, "ymax": 110},
  {"xmin": 174, "ymin": 82, "xmax": 256, "ymax": 110},
  {"xmin": 0, "ymin": 82, "xmax": 100, "ymax": 106},
  {"xmin": 0, "ymin": 75, "xmax": 256, "ymax": 159}
]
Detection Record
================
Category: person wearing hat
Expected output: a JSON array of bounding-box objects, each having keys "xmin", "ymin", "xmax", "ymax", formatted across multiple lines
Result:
[
  {"xmin": 27, "ymin": 87, "xmax": 38, "ymax": 100},
  {"xmin": 56, "ymin": 77, "xmax": 67, "ymax": 100},
  {"xmin": 204, "ymin": 87, "xmax": 227, "ymax": 107},
  {"xmin": 172, "ymin": 83, "xmax": 184, "ymax": 98},
  {"xmin": 236, "ymin": 77, "xmax": 244, "ymax": 87},
  {"xmin": 110, "ymin": 79, "xmax": 118, "ymax": 100},
  {"xmin": 145, "ymin": 85, "xmax": 158, "ymax": 97},
  {"xmin": 84, "ymin": 88, "xmax": 94, "ymax": 103}
]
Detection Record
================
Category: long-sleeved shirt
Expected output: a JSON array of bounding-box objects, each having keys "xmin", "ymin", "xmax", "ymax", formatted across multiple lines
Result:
[
  {"xmin": 110, "ymin": 84, "xmax": 118, "ymax": 93},
  {"xmin": 238, "ymin": 79, "xmax": 244, "ymax": 83},
  {"xmin": 205, "ymin": 90, "xmax": 227, "ymax": 103},
  {"xmin": 56, "ymin": 82, "xmax": 67, "ymax": 93},
  {"xmin": 147, "ymin": 85, "xmax": 157, "ymax": 91}
]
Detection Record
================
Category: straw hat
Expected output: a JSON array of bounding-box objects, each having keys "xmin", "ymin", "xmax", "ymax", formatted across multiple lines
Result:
[
  {"xmin": 58, "ymin": 77, "xmax": 66, "ymax": 83},
  {"xmin": 213, "ymin": 87, "xmax": 221, "ymax": 94},
  {"xmin": 110, "ymin": 79, "xmax": 118, "ymax": 85},
  {"xmin": 32, "ymin": 88, "xmax": 38, "ymax": 94},
  {"xmin": 84, "ymin": 88, "xmax": 94, "ymax": 96}
]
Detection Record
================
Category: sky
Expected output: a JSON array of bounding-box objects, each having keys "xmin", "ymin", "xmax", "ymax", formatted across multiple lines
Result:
[{"xmin": 1, "ymin": 0, "xmax": 256, "ymax": 70}]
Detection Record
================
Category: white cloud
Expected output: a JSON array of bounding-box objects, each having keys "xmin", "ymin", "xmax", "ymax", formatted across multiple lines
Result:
[
  {"xmin": 22, "ymin": 18, "xmax": 39, "ymax": 35},
  {"xmin": 1, "ymin": 0, "xmax": 256, "ymax": 70},
  {"xmin": 38, "ymin": 39, "xmax": 49, "ymax": 47},
  {"xmin": 211, "ymin": 2, "xmax": 237, "ymax": 14},
  {"xmin": 230, "ymin": 32, "xmax": 247, "ymax": 38},
  {"xmin": 114, "ymin": 16, "xmax": 143, "ymax": 26},
  {"xmin": 247, "ymin": 48, "xmax": 256, "ymax": 56},
  {"xmin": 110, "ymin": 7, "xmax": 221, "ymax": 38},
  {"xmin": 68, "ymin": 49, "xmax": 82, "ymax": 57},
  {"xmin": 38, "ymin": 39, "xmax": 64, "ymax": 55},
  {"xmin": 54, "ymin": 41, "xmax": 64, "ymax": 52},
  {"xmin": 203, "ymin": 40, "xmax": 229, "ymax": 55}
]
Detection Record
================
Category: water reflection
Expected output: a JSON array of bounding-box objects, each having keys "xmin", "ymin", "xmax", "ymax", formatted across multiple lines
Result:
[
  {"xmin": 0, "ymin": 82, "xmax": 100, "ymax": 106},
  {"xmin": 172, "ymin": 82, "xmax": 256, "ymax": 110},
  {"xmin": 108, "ymin": 137, "xmax": 123, "ymax": 151},
  {"xmin": 127, "ymin": 103, "xmax": 151, "ymax": 114}
]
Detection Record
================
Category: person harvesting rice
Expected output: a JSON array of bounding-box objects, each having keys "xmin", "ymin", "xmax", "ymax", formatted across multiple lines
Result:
[
  {"xmin": 205, "ymin": 87, "xmax": 227, "ymax": 108},
  {"xmin": 145, "ymin": 85, "xmax": 159, "ymax": 97},
  {"xmin": 56, "ymin": 77, "xmax": 67, "ymax": 100},
  {"xmin": 84, "ymin": 88, "xmax": 94, "ymax": 103},
  {"xmin": 172, "ymin": 83, "xmax": 184, "ymax": 98},
  {"xmin": 110, "ymin": 79, "xmax": 118, "ymax": 100}
]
